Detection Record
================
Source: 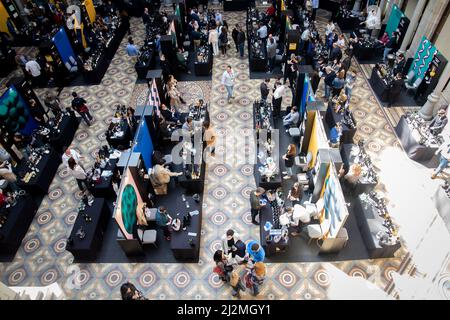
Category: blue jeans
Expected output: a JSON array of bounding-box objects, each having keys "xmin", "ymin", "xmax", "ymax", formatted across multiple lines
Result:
[
  {"xmin": 434, "ymin": 155, "xmax": 449, "ymax": 175},
  {"xmin": 324, "ymin": 84, "xmax": 331, "ymax": 99},
  {"xmin": 383, "ymin": 47, "xmax": 392, "ymax": 62},
  {"xmin": 268, "ymin": 56, "xmax": 276, "ymax": 71},
  {"xmin": 225, "ymin": 85, "xmax": 234, "ymax": 99},
  {"xmin": 345, "ymin": 87, "xmax": 353, "ymax": 100},
  {"xmin": 238, "ymin": 43, "xmax": 244, "ymax": 57}
]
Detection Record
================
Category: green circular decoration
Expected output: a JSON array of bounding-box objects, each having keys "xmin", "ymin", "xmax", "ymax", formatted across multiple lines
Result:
[
  {"xmin": 9, "ymin": 107, "xmax": 19, "ymax": 119},
  {"xmin": 18, "ymin": 117, "xmax": 26, "ymax": 126},
  {"xmin": 9, "ymin": 90, "xmax": 17, "ymax": 99},
  {"xmin": 121, "ymin": 184, "xmax": 138, "ymax": 234},
  {"xmin": 16, "ymin": 101, "xmax": 24, "ymax": 110},
  {"xmin": 0, "ymin": 105, "xmax": 8, "ymax": 118}
]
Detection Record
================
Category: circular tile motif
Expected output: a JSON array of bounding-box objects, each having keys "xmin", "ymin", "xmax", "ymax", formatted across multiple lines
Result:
[
  {"xmin": 304, "ymin": 292, "xmax": 312, "ymax": 300},
  {"xmin": 65, "ymin": 211, "xmax": 78, "ymax": 225},
  {"xmin": 209, "ymin": 273, "xmax": 224, "ymax": 289},
  {"xmin": 37, "ymin": 211, "xmax": 52, "ymax": 225},
  {"xmin": 139, "ymin": 270, "xmax": 156, "ymax": 288},
  {"xmin": 211, "ymin": 211, "xmax": 227, "ymax": 225},
  {"xmin": 8, "ymin": 268, "xmax": 26, "ymax": 286},
  {"xmin": 41, "ymin": 268, "xmax": 58, "ymax": 285},
  {"xmin": 349, "ymin": 267, "xmax": 367, "ymax": 279},
  {"xmin": 383, "ymin": 266, "xmax": 397, "ymax": 281},
  {"xmin": 106, "ymin": 270, "xmax": 123, "ymax": 287},
  {"xmin": 360, "ymin": 124, "xmax": 374, "ymax": 135},
  {"xmin": 216, "ymin": 112, "xmax": 229, "ymax": 121},
  {"xmin": 75, "ymin": 269, "xmax": 90, "ymax": 287},
  {"xmin": 212, "ymin": 187, "xmax": 228, "ymax": 200},
  {"xmin": 241, "ymin": 186, "xmax": 253, "ymax": 199},
  {"xmin": 242, "ymin": 211, "xmax": 252, "ymax": 224},
  {"xmin": 174, "ymin": 271, "xmax": 191, "ymax": 288},
  {"xmin": 76, "ymin": 131, "xmax": 89, "ymax": 141},
  {"xmin": 96, "ymin": 90, "xmax": 108, "ymax": 98},
  {"xmin": 279, "ymin": 270, "xmax": 297, "ymax": 288},
  {"xmin": 367, "ymin": 141, "xmax": 382, "ymax": 153},
  {"xmin": 354, "ymin": 110, "xmax": 367, "ymax": 119},
  {"xmin": 314, "ymin": 269, "xmax": 330, "ymax": 287},
  {"xmin": 213, "ymin": 165, "xmax": 228, "ymax": 177},
  {"xmin": 24, "ymin": 238, "xmax": 40, "ymax": 253},
  {"xmin": 53, "ymin": 238, "xmax": 67, "ymax": 254},
  {"xmin": 102, "ymin": 79, "xmax": 113, "ymax": 86},
  {"xmin": 49, "ymin": 188, "xmax": 63, "ymax": 200},
  {"xmin": 239, "ymin": 111, "xmax": 251, "ymax": 121}
]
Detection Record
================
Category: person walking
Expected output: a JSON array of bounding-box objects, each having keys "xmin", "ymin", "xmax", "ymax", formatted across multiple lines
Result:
[
  {"xmin": 218, "ymin": 26, "xmax": 229, "ymax": 57},
  {"xmin": 221, "ymin": 65, "xmax": 235, "ymax": 103},
  {"xmin": 237, "ymin": 26, "xmax": 246, "ymax": 58},
  {"xmin": 250, "ymin": 187, "xmax": 266, "ymax": 225},
  {"xmin": 431, "ymin": 141, "xmax": 450, "ymax": 179},
  {"xmin": 126, "ymin": 37, "xmax": 140, "ymax": 63},
  {"xmin": 71, "ymin": 92, "xmax": 93, "ymax": 126},
  {"xmin": 208, "ymin": 27, "xmax": 219, "ymax": 56}
]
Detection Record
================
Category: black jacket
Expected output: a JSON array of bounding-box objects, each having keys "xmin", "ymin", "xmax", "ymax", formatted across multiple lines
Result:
[
  {"xmin": 237, "ymin": 31, "xmax": 246, "ymax": 44},
  {"xmin": 260, "ymin": 82, "xmax": 269, "ymax": 98}
]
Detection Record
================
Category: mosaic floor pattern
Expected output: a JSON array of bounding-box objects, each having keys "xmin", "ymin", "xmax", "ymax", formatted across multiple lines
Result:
[{"xmin": 0, "ymin": 11, "xmax": 409, "ymax": 300}]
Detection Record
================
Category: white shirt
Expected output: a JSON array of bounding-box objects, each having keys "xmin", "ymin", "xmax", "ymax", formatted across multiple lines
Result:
[
  {"xmin": 273, "ymin": 85, "xmax": 286, "ymax": 99},
  {"xmin": 71, "ymin": 164, "xmax": 87, "ymax": 180},
  {"xmin": 257, "ymin": 25, "xmax": 268, "ymax": 39},
  {"xmin": 62, "ymin": 149, "xmax": 81, "ymax": 168},
  {"xmin": 25, "ymin": 60, "xmax": 41, "ymax": 77},
  {"xmin": 325, "ymin": 23, "xmax": 335, "ymax": 36},
  {"xmin": 301, "ymin": 29, "xmax": 311, "ymax": 41},
  {"xmin": 336, "ymin": 38, "xmax": 345, "ymax": 47},
  {"xmin": 221, "ymin": 70, "xmax": 235, "ymax": 87}
]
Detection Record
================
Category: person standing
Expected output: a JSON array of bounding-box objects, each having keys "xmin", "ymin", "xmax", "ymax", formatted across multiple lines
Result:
[
  {"xmin": 282, "ymin": 144, "xmax": 296, "ymax": 179},
  {"xmin": 383, "ymin": 32, "xmax": 398, "ymax": 63},
  {"xmin": 288, "ymin": 182, "xmax": 303, "ymax": 206},
  {"xmin": 155, "ymin": 206, "xmax": 173, "ymax": 240},
  {"xmin": 221, "ymin": 65, "xmax": 235, "ymax": 103},
  {"xmin": 237, "ymin": 26, "xmax": 246, "ymax": 58},
  {"xmin": 231, "ymin": 24, "xmax": 239, "ymax": 54},
  {"xmin": 260, "ymin": 78, "xmax": 270, "ymax": 102},
  {"xmin": 431, "ymin": 141, "xmax": 450, "ymax": 179},
  {"xmin": 246, "ymin": 241, "xmax": 265, "ymax": 263},
  {"xmin": 44, "ymin": 93, "xmax": 62, "ymax": 117},
  {"xmin": 256, "ymin": 23, "xmax": 268, "ymax": 58},
  {"xmin": 272, "ymin": 82, "xmax": 286, "ymax": 118},
  {"xmin": 208, "ymin": 27, "xmax": 219, "ymax": 56},
  {"xmin": 230, "ymin": 271, "xmax": 246, "ymax": 299},
  {"xmin": 311, "ymin": 0, "xmax": 320, "ymax": 21},
  {"xmin": 0, "ymin": 161, "xmax": 19, "ymax": 191},
  {"xmin": 71, "ymin": 92, "xmax": 93, "ymax": 126},
  {"xmin": 203, "ymin": 120, "xmax": 216, "ymax": 156},
  {"xmin": 25, "ymin": 58, "xmax": 42, "ymax": 86},
  {"xmin": 345, "ymin": 71, "xmax": 357, "ymax": 100},
  {"xmin": 250, "ymin": 187, "xmax": 266, "ymax": 225},
  {"xmin": 68, "ymin": 157, "xmax": 89, "ymax": 192},
  {"xmin": 62, "ymin": 147, "xmax": 84, "ymax": 168},
  {"xmin": 429, "ymin": 108, "xmax": 448, "ymax": 135},
  {"xmin": 213, "ymin": 250, "xmax": 233, "ymax": 282},
  {"xmin": 126, "ymin": 38, "xmax": 140, "ymax": 62},
  {"xmin": 120, "ymin": 282, "xmax": 147, "ymax": 300},
  {"xmin": 266, "ymin": 36, "xmax": 277, "ymax": 73}
]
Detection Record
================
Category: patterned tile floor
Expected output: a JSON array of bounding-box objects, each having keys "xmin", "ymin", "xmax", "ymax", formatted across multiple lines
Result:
[{"xmin": 0, "ymin": 10, "xmax": 415, "ymax": 300}]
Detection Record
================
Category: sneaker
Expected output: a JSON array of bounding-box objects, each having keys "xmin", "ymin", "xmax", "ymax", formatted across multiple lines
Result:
[
  {"xmin": 252, "ymin": 220, "xmax": 259, "ymax": 226},
  {"xmin": 283, "ymin": 175, "xmax": 291, "ymax": 180},
  {"xmin": 282, "ymin": 171, "xmax": 288, "ymax": 175}
]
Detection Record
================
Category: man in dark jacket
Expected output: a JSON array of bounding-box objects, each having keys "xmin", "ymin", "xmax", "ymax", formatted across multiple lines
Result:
[
  {"xmin": 260, "ymin": 78, "xmax": 270, "ymax": 101},
  {"xmin": 330, "ymin": 43, "xmax": 342, "ymax": 62},
  {"xmin": 71, "ymin": 92, "xmax": 93, "ymax": 126},
  {"xmin": 237, "ymin": 26, "xmax": 246, "ymax": 58}
]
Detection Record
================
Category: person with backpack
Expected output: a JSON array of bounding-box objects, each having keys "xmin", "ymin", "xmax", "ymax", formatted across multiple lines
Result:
[{"xmin": 71, "ymin": 92, "xmax": 93, "ymax": 126}]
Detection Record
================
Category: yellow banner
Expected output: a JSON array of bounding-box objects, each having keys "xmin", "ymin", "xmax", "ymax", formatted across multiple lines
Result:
[
  {"xmin": 84, "ymin": 0, "xmax": 96, "ymax": 24},
  {"xmin": 0, "ymin": 2, "xmax": 11, "ymax": 35},
  {"xmin": 307, "ymin": 111, "xmax": 319, "ymax": 170}
]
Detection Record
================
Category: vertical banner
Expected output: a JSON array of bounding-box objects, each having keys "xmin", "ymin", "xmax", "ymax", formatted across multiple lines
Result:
[
  {"xmin": 409, "ymin": 36, "xmax": 437, "ymax": 82},
  {"xmin": 0, "ymin": 1, "xmax": 10, "ymax": 34},
  {"xmin": 307, "ymin": 113, "xmax": 319, "ymax": 170},
  {"xmin": 385, "ymin": 4, "xmax": 404, "ymax": 37},
  {"xmin": 53, "ymin": 28, "xmax": 77, "ymax": 66},
  {"xmin": 83, "ymin": 0, "xmax": 96, "ymax": 24}
]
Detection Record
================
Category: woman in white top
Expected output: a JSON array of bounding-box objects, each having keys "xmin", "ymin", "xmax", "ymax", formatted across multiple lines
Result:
[
  {"xmin": 68, "ymin": 157, "xmax": 88, "ymax": 192},
  {"xmin": 325, "ymin": 21, "xmax": 335, "ymax": 37},
  {"xmin": 62, "ymin": 148, "xmax": 83, "ymax": 168},
  {"xmin": 208, "ymin": 28, "xmax": 219, "ymax": 56}
]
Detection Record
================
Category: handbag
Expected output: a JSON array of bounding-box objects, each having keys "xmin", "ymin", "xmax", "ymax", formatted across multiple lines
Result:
[{"xmin": 213, "ymin": 266, "xmax": 225, "ymax": 277}]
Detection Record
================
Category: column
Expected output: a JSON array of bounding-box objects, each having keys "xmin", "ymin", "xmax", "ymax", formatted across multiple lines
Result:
[
  {"xmin": 400, "ymin": 0, "xmax": 428, "ymax": 52},
  {"xmin": 379, "ymin": 0, "xmax": 388, "ymax": 20},
  {"xmin": 419, "ymin": 63, "xmax": 450, "ymax": 119},
  {"xmin": 407, "ymin": 0, "xmax": 450, "ymax": 59},
  {"xmin": 353, "ymin": 0, "xmax": 363, "ymax": 12},
  {"xmin": 382, "ymin": 0, "xmax": 396, "ymax": 24}
]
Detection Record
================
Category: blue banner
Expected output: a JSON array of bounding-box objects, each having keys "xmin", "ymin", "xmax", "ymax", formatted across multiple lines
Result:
[{"xmin": 52, "ymin": 28, "xmax": 76, "ymax": 66}]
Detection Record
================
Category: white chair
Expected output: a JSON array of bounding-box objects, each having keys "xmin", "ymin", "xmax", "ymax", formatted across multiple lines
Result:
[
  {"xmin": 293, "ymin": 204, "xmax": 310, "ymax": 224},
  {"xmin": 306, "ymin": 224, "xmax": 323, "ymax": 245},
  {"xmin": 404, "ymin": 70, "xmax": 415, "ymax": 85},
  {"xmin": 144, "ymin": 208, "xmax": 157, "ymax": 222},
  {"xmin": 405, "ymin": 77, "xmax": 422, "ymax": 94},
  {"xmin": 137, "ymin": 229, "xmax": 158, "ymax": 248}
]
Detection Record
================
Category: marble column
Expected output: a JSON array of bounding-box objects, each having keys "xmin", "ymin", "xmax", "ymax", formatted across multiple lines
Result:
[
  {"xmin": 419, "ymin": 63, "xmax": 450, "ymax": 119},
  {"xmin": 353, "ymin": 0, "xmax": 363, "ymax": 12},
  {"xmin": 407, "ymin": 0, "xmax": 450, "ymax": 59},
  {"xmin": 382, "ymin": 0, "xmax": 396, "ymax": 24},
  {"xmin": 400, "ymin": 0, "xmax": 428, "ymax": 53},
  {"xmin": 379, "ymin": 0, "xmax": 387, "ymax": 20}
]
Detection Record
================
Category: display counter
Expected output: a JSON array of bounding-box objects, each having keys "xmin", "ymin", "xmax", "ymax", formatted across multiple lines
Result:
[
  {"xmin": 351, "ymin": 194, "xmax": 401, "ymax": 259},
  {"xmin": 16, "ymin": 148, "xmax": 62, "ymax": 195},
  {"xmin": 353, "ymin": 42, "xmax": 383, "ymax": 62},
  {"xmin": 259, "ymin": 204, "xmax": 289, "ymax": 256},
  {"xmin": 170, "ymin": 205, "xmax": 202, "ymax": 261},
  {"xmin": 66, "ymin": 198, "xmax": 111, "ymax": 261},
  {"xmin": 89, "ymin": 159, "xmax": 119, "ymax": 199},
  {"xmin": 194, "ymin": 46, "xmax": 213, "ymax": 76},
  {"xmin": 224, "ymin": 0, "xmax": 250, "ymax": 11},
  {"xmin": 49, "ymin": 113, "xmax": 80, "ymax": 152},
  {"xmin": 106, "ymin": 121, "xmax": 132, "ymax": 151},
  {"xmin": 394, "ymin": 115, "xmax": 439, "ymax": 162},
  {"xmin": 0, "ymin": 194, "xmax": 37, "ymax": 255},
  {"xmin": 325, "ymin": 104, "xmax": 357, "ymax": 145}
]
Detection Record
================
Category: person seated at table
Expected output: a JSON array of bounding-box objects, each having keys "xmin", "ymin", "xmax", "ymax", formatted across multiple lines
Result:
[
  {"xmin": 149, "ymin": 159, "xmax": 182, "ymax": 195},
  {"xmin": 429, "ymin": 108, "xmax": 448, "ymax": 136},
  {"xmin": 155, "ymin": 206, "xmax": 173, "ymax": 241},
  {"xmin": 329, "ymin": 122, "xmax": 343, "ymax": 148},
  {"xmin": 246, "ymin": 241, "xmax": 265, "ymax": 263},
  {"xmin": 287, "ymin": 182, "xmax": 303, "ymax": 206},
  {"xmin": 283, "ymin": 107, "xmax": 300, "ymax": 131},
  {"xmin": 0, "ymin": 161, "xmax": 19, "ymax": 192},
  {"xmin": 159, "ymin": 104, "xmax": 179, "ymax": 125},
  {"xmin": 182, "ymin": 117, "xmax": 194, "ymax": 135},
  {"xmin": 388, "ymin": 72, "xmax": 404, "ymax": 107},
  {"xmin": 176, "ymin": 48, "xmax": 191, "ymax": 75}
]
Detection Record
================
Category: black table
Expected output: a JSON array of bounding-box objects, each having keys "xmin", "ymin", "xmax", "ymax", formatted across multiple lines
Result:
[
  {"xmin": 194, "ymin": 50, "xmax": 213, "ymax": 76},
  {"xmin": 224, "ymin": 0, "xmax": 250, "ymax": 11},
  {"xmin": 394, "ymin": 116, "xmax": 439, "ymax": 161},
  {"xmin": 135, "ymin": 49, "xmax": 156, "ymax": 79},
  {"xmin": 170, "ymin": 205, "xmax": 202, "ymax": 261},
  {"xmin": 369, "ymin": 67, "xmax": 395, "ymax": 104},
  {"xmin": 340, "ymin": 144, "xmax": 378, "ymax": 195},
  {"xmin": 16, "ymin": 149, "xmax": 61, "ymax": 195},
  {"xmin": 174, "ymin": 160, "xmax": 206, "ymax": 194},
  {"xmin": 106, "ymin": 122, "xmax": 132, "ymax": 150},
  {"xmin": 0, "ymin": 195, "xmax": 37, "ymax": 255},
  {"xmin": 353, "ymin": 43, "xmax": 382, "ymax": 62},
  {"xmin": 434, "ymin": 186, "xmax": 450, "ymax": 233},
  {"xmin": 66, "ymin": 198, "xmax": 111, "ymax": 261},
  {"xmin": 249, "ymin": 56, "xmax": 267, "ymax": 72},
  {"xmin": 259, "ymin": 205, "xmax": 289, "ymax": 256},
  {"xmin": 325, "ymin": 105, "xmax": 357, "ymax": 145},
  {"xmin": 352, "ymin": 195, "xmax": 401, "ymax": 259},
  {"xmin": 337, "ymin": 15, "xmax": 362, "ymax": 32},
  {"xmin": 89, "ymin": 159, "xmax": 119, "ymax": 198},
  {"xmin": 50, "ymin": 113, "xmax": 80, "ymax": 152}
]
